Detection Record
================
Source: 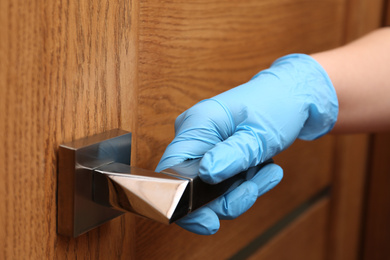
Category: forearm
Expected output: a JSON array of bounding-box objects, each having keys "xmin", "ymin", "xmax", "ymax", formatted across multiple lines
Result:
[{"xmin": 311, "ymin": 28, "xmax": 390, "ymax": 133}]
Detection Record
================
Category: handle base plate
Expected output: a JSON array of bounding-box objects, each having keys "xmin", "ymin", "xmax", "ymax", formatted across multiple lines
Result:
[{"xmin": 58, "ymin": 129, "xmax": 131, "ymax": 237}]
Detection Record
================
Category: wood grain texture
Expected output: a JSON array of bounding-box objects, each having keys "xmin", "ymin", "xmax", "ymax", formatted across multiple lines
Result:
[
  {"xmin": 0, "ymin": 0, "xmax": 137, "ymax": 259},
  {"xmin": 386, "ymin": 0, "xmax": 390, "ymax": 26},
  {"xmin": 1, "ymin": 0, "xmax": 382, "ymax": 259},
  {"xmin": 343, "ymin": 0, "xmax": 385, "ymax": 42},
  {"xmin": 327, "ymin": 135, "xmax": 369, "ymax": 260},
  {"xmin": 363, "ymin": 133, "xmax": 390, "ymax": 260},
  {"xmin": 248, "ymin": 198, "xmax": 330, "ymax": 260}
]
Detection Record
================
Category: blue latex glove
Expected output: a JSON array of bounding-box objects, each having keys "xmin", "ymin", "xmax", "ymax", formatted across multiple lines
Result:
[{"xmin": 156, "ymin": 54, "xmax": 338, "ymax": 235}]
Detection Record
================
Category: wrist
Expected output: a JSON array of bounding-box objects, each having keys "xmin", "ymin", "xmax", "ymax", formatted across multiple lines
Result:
[{"xmin": 270, "ymin": 54, "xmax": 339, "ymax": 140}]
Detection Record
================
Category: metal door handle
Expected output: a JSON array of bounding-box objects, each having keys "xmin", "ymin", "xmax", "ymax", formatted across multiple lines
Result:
[{"xmin": 57, "ymin": 129, "xmax": 270, "ymax": 237}]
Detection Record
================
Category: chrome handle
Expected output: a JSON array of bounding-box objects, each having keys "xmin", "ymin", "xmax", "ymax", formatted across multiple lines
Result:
[
  {"xmin": 93, "ymin": 163, "xmax": 191, "ymax": 225},
  {"xmin": 57, "ymin": 129, "xmax": 270, "ymax": 237}
]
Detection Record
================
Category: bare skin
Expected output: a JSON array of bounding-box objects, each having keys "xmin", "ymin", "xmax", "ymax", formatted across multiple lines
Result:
[{"xmin": 311, "ymin": 28, "xmax": 390, "ymax": 134}]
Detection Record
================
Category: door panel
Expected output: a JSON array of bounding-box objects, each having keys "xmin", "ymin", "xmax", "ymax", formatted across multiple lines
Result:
[
  {"xmin": 0, "ymin": 0, "xmax": 384, "ymax": 259},
  {"xmin": 0, "ymin": 0, "xmax": 137, "ymax": 259},
  {"xmin": 363, "ymin": 133, "xmax": 390, "ymax": 260},
  {"xmin": 248, "ymin": 198, "xmax": 330, "ymax": 260}
]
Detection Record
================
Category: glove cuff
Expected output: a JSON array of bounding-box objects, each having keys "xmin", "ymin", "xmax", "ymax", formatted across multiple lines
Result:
[{"xmin": 271, "ymin": 53, "xmax": 339, "ymax": 140}]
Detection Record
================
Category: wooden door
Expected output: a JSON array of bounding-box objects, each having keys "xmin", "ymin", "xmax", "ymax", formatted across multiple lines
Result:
[
  {"xmin": 0, "ymin": 1, "xmax": 138, "ymax": 258},
  {"xmin": 0, "ymin": 0, "xmax": 384, "ymax": 259}
]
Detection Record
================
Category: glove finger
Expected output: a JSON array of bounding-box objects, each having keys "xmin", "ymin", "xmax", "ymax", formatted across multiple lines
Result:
[
  {"xmin": 156, "ymin": 100, "xmax": 234, "ymax": 172},
  {"xmin": 208, "ymin": 180, "xmax": 258, "ymax": 220},
  {"xmin": 251, "ymin": 163, "xmax": 283, "ymax": 197},
  {"xmin": 199, "ymin": 126, "xmax": 266, "ymax": 184},
  {"xmin": 174, "ymin": 99, "xmax": 234, "ymax": 138},
  {"xmin": 208, "ymin": 163, "xmax": 283, "ymax": 220},
  {"xmin": 176, "ymin": 207, "xmax": 220, "ymax": 235},
  {"xmin": 156, "ymin": 134, "xmax": 217, "ymax": 172}
]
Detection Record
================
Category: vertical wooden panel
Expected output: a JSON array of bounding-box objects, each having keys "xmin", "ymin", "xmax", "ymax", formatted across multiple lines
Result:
[
  {"xmin": 385, "ymin": 0, "xmax": 390, "ymax": 25},
  {"xmin": 343, "ymin": 0, "xmax": 385, "ymax": 41},
  {"xmin": 328, "ymin": 0, "xmax": 384, "ymax": 259},
  {"xmin": 328, "ymin": 135, "xmax": 370, "ymax": 260},
  {"xmin": 0, "ymin": 0, "xmax": 138, "ymax": 259},
  {"xmin": 363, "ymin": 133, "xmax": 390, "ymax": 260}
]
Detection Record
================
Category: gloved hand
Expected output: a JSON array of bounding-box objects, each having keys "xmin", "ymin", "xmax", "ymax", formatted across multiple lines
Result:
[{"xmin": 156, "ymin": 54, "xmax": 338, "ymax": 235}]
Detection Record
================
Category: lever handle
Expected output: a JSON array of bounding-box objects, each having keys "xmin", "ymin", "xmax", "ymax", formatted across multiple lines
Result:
[
  {"xmin": 57, "ymin": 129, "xmax": 270, "ymax": 237},
  {"xmin": 93, "ymin": 163, "xmax": 191, "ymax": 225}
]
